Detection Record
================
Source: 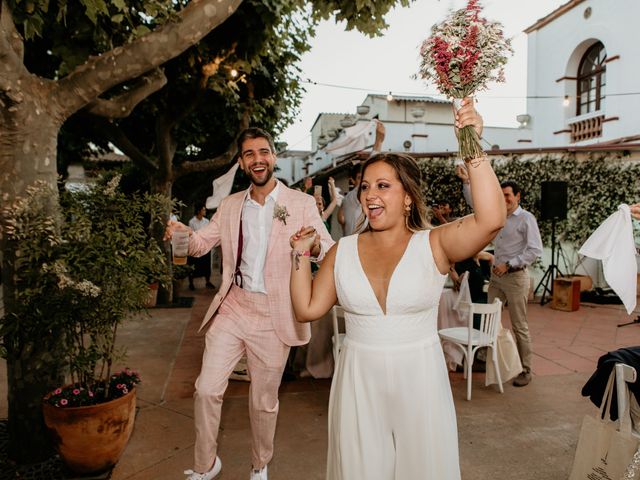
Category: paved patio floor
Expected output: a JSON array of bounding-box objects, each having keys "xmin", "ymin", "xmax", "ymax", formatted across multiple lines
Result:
[{"xmin": 2, "ymin": 278, "xmax": 639, "ymax": 479}]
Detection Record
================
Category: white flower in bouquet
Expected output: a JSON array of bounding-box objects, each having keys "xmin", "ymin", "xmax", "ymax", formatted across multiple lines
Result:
[{"xmin": 417, "ymin": 0, "xmax": 513, "ymax": 161}]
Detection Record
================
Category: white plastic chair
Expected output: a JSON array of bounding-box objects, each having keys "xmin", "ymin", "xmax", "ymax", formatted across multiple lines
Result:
[
  {"xmin": 438, "ymin": 298, "xmax": 504, "ymax": 400},
  {"xmin": 331, "ymin": 305, "xmax": 345, "ymax": 373},
  {"xmin": 615, "ymin": 363, "xmax": 640, "ymax": 437}
]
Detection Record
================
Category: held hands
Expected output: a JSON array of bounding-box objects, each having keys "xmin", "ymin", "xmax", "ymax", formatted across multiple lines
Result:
[
  {"xmin": 290, "ymin": 226, "xmax": 319, "ymax": 253},
  {"xmin": 163, "ymin": 219, "xmax": 191, "ymax": 241},
  {"xmin": 453, "ymin": 97, "xmax": 483, "ymax": 139}
]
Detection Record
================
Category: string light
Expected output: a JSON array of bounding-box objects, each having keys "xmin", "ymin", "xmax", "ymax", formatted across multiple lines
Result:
[
  {"xmin": 386, "ymin": 91, "xmax": 394, "ymax": 101},
  {"xmin": 302, "ymin": 78, "xmax": 640, "ymax": 101},
  {"xmin": 230, "ymin": 68, "xmax": 238, "ymax": 78},
  {"xmin": 563, "ymin": 95, "xmax": 570, "ymax": 107}
]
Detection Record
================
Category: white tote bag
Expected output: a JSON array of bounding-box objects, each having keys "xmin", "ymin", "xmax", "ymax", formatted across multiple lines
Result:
[
  {"xmin": 485, "ymin": 327, "xmax": 522, "ymax": 386},
  {"xmin": 569, "ymin": 371, "xmax": 639, "ymax": 480}
]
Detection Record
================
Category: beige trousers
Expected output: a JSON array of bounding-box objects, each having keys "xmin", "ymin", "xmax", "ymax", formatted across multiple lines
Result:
[
  {"xmin": 488, "ymin": 270, "xmax": 532, "ymax": 373},
  {"xmin": 193, "ymin": 285, "xmax": 290, "ymax": 472}
]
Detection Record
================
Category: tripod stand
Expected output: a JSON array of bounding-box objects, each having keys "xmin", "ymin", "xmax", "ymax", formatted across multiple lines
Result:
[{"xmin": 534, "ymin": 218, "xmax": 564, "ymax": 305}]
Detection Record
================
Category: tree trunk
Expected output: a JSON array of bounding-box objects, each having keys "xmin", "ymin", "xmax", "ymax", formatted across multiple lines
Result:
[
  {"xmin": 0, "ymin": 78, "xmax": 65, "ymax": 463},
  {"xmin": 6, "ymin": 345, "xmax": 64, "ymax": 463},
  {"xmin": 150, "ymin": 177, "xmax": 174, "ymax": 305}
]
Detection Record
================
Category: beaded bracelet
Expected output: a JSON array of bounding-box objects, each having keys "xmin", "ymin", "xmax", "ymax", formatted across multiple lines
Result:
[
  {"xmin": 464, "ymin": 155, "xmax": 487, "ymax": 168},
  {"xmin": 291, "ymin": 249, "xmax": 311, "ymax": 271}
]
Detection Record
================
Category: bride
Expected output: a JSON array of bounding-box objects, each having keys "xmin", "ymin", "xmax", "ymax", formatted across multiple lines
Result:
[{"xmin": 289, "ymin": 98, "xmax": 505, "ymax": 479}]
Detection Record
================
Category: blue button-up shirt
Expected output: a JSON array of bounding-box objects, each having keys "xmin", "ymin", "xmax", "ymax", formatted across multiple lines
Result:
[{"xmin": 493, "ymin": 206, "xmax": 543, "ymax": 268}]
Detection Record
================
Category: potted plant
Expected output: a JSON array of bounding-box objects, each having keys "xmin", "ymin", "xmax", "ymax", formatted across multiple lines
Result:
[{"xmin": 1, "ymin": 174, "xmax": 170, "ymax": 474}]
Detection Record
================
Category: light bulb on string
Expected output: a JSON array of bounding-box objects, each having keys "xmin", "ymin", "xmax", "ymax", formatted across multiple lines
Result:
[
  {"xmin": 230, "ymin": 69, "xmax": 239, "ymax": 78},
  {"xmin": 386, "ymin": 91, "xmax": 393, "ymax": 102},
  {"xmin": 563, "ymin": 95, "xmax": 570, "ymax": 107}
]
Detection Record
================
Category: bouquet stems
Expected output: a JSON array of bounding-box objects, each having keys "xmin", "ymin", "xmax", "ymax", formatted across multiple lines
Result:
[
  {"xmin": 458, "ymin": 124, "xmax": 484, "ymax": 161},
  {"xmin": 453, "ymin": 98, "xmax": 484, "ymax": 161}
]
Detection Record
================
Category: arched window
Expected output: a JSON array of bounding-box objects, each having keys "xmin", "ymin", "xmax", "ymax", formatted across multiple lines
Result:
[{"xmin": 577, "ymin": 42, "xmax": 606, "ymax": 115}]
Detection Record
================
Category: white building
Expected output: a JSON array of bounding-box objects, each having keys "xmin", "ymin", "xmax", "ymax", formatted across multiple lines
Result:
[
  {"xmin": 280, "ymin": 93, "xmax": 528, "ymax": 186},
  {"xmin": 524, "ymin": 0, "xmax": 640, "ymax": 147}
]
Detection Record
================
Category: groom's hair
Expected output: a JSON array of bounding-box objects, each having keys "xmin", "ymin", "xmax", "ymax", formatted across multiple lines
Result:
[{"xmin": 237, "ymin": 127, "xmax": 276, "ymax": 155}]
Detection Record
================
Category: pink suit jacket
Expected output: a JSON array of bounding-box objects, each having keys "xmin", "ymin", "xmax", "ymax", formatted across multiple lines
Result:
[{"xmin": 188, "ymin": 183, "xmax": 335, "ymax": 346}]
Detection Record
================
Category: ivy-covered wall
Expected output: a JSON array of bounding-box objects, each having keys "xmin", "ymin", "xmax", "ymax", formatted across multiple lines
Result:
[{"xmin": 418, "ymin": 152, "xmax": 640, "ymax": 249}]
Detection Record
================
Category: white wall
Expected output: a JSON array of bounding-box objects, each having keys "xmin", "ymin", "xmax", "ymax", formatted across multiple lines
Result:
[{"xmin": 526, "ymin": 0, "xmax": 640, "ymax": 147}]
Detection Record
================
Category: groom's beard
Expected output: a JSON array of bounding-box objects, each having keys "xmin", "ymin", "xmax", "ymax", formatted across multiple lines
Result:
[{"xmin": 247, "ymin": 164, "xmax": 275, "ymax": 187}]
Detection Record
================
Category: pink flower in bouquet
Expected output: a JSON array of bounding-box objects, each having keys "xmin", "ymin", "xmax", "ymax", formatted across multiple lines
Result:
[{"xmin": 417, "ymin": 0, "xmax": 513, "ymax": 160}]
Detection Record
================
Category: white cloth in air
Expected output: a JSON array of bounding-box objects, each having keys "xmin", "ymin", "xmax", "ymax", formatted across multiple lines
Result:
[
  {"xmin": 579, "ymin": 204, "xmax": 637, "ymax": 314},
  {"xmin": 205, "ymin": 163, "xmax": 239, "ymax": 210}
]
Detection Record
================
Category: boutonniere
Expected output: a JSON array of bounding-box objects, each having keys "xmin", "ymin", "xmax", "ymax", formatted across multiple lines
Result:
[{"xmin": 273, "ymin": 203, "xmax": 290, "ymax": 225}]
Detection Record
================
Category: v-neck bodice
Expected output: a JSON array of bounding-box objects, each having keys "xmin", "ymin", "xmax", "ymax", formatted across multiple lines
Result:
[
  {"xmin": 334, "ymin": 230, "xmax": 446, "ymax": 345},
  {"xmin": 355, "ymin": 232, "xmax": 415, "ymax": 316}
]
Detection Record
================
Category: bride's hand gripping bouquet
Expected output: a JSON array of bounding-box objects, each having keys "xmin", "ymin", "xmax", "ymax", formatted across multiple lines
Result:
[{"xmin": 417, "ymin": 0, "xmax": 513, "ymax": 162}]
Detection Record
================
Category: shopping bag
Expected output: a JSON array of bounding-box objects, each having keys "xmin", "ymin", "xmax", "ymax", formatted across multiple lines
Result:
[
  {"xmin": 485, "ymin": 327, "xmax": 522, "ymax": 386},
  {"xmin": 569, "ymin": 371, "xmax": 639, "ymax": 480}
]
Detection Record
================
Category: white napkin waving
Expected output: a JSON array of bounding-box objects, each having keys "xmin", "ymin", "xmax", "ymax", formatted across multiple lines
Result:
[
  {"xmin": 205, "ymin": 163, "xmax": 239, "ymax": 210},
  {"xmin": 579, "ymin": 204, "xmax": 637, "ymax": 314}
]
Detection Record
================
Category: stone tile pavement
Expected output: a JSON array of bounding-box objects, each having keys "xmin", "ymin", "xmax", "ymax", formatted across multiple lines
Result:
[{"xmin": 2, "ymin": 278, "xmax": 640, "ymax": 479}]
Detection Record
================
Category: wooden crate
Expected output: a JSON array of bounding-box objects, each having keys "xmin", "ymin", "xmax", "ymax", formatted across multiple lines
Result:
[{"xmin": 552, "ymin": 277, "xmax": 581, "ymax": 312}]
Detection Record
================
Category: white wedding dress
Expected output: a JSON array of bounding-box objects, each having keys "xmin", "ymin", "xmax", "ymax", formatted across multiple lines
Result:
[{"xmin": 327, "ymin": 230, "xmax": 461, "ymax": 480}]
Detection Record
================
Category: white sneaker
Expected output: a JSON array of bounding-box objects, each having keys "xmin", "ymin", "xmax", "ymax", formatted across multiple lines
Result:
[
  {"xmin": 184, "ymin": 456, "xmax": 222, "ymax": 480},
  {"xmin": 250, "ymin": 465, "xmax": 268, "ymax": 480}
]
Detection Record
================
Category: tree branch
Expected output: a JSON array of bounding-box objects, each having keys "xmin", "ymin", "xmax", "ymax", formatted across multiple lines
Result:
[
  {"xmin": 91, "ymin": 116, "xmax": 159, "ymax": 173},
  {"xmin": 0, "ymin": 0, "xmax": 25, "ymax": 82},
  {"xmin": 54, "ymin": 0, "xmax": 243, "ymax": 118},
  {"xmin": 84, "ymin": 68, "xmax": 167, "ymax": 119},
  {"xmin": 174, "ymin": 104, "xmax": 250, "ymax": 178},
  {"xmin": 168, "ymin": 49, "xmax": 235, "ymax": 130},
  {"xmin": 175, "ymin": 147, "xmax": 236, "ymax": 176}
]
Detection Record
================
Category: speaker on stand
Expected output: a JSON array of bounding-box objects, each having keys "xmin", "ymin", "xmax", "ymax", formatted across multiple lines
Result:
[{"xmin": 534, "ymin": 181, "xmax": 568, "ymax": 305}]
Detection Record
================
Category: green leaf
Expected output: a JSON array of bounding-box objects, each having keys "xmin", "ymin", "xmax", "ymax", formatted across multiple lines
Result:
[{"xmin": 79, "ymin": 0, "xmax": 109, "ymax": 24}]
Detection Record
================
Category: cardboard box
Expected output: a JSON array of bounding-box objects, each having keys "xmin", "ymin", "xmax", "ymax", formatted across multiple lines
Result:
[
  {"xmin": 552, "ymin": 277, "xmax": 581, "ymax": 312},
  {"xmin": 569, "ymin": 274, "xmax": 593, "ymax": 292}
]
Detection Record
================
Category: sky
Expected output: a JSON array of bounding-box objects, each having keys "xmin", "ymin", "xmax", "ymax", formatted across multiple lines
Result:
[{"xmin": 279, "ymin": 0, "xmax": 568, "ymax": 151}]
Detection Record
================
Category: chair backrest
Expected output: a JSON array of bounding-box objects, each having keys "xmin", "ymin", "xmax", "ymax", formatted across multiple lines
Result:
[{"xmin": 470, "ymin": 299, "xmax": 502, "ymax": 347}]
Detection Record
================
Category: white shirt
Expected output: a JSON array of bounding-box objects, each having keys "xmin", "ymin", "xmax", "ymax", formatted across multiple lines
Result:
[
  {"xmin": 188, "ymin": 216, "xmax": 209, "ymax": 232},
  {"xmin": 493, "ymin": 206, "xmax": 543, "ymax": 269},
  {"xmin": 239, "ymin": 181, "xmax": 281, "ymax": 294}
]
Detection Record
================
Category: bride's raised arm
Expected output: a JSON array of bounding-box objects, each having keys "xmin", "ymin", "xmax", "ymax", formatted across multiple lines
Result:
[
  {"xmin": 431, "ymin": 100, "xmax": 506, "ymax": 268},
  {"xmin": 289, "ymin": 227, "xmax": 339, "ymax": 322}
]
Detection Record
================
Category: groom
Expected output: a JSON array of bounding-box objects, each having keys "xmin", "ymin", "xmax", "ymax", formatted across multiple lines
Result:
[{"xmin": 167, "ymin": 127, "xmax": 334, "ymax": 480}]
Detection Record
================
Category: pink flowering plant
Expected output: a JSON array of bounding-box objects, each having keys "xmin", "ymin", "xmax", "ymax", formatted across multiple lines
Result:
[
  {"xmin": 46, "ymin": 369, "xmax": 141, "ymax": 408},
  {"xmin": 417, "ymin": 0, "xmax": 513, "ymax": 160},
  {"xmin": 1, "ymin": 175, "xmax": 170, "ymax": 409}
]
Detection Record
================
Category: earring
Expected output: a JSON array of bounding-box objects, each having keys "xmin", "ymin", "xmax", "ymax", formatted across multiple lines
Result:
[{"xmin": 404, "ymin": 204, "xmax": 411, "ymax": 217}]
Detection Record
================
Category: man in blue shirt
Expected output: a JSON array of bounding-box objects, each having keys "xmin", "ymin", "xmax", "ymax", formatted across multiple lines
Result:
[
  {"xmin": 488, "ymin": 181, "xmax": 543, "ymax": 387},
  {"xmin": 459, "ymin": 172, "xmax": 543, "ymax": 386}
]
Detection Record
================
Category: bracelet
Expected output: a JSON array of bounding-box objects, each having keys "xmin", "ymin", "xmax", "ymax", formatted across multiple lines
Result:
[
  {"xmin": 291, "ymin": 249, "xmax": 311, "ymax": 271},
  {"xmin": 464, "ymin": 155, "xmax": 487, "ymax": 168}
]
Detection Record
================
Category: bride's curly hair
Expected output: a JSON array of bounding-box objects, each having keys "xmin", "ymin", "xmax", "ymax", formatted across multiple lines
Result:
[{"xmin": 356, "ymin": 153, "xmax": 431, "ymax": 232}]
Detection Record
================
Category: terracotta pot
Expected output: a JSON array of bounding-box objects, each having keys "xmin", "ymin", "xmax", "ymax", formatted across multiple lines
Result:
[{"xmin": 42, "ymin": 388, "xmax": 136, "ymax": 474}]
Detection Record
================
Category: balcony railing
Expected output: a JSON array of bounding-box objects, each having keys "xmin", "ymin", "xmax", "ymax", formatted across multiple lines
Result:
[{"xmin": 569, "ymin": 113, "xmax": 604, "ymax": 143}]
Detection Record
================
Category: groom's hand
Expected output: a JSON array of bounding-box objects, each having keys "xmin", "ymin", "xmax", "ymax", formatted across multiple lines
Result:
[{"xmin": 310, "ymin": 234, "xmax": 321, "ymax": 257}]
